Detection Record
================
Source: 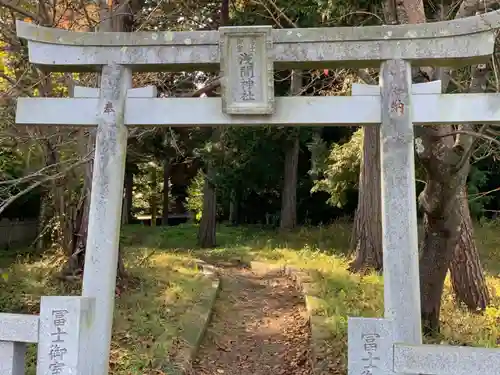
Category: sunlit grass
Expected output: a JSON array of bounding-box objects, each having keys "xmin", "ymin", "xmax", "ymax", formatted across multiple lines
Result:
[
  {"xmin": 143, "ymin": 221, "xmax": 499, "ymax": 372},
  {"xmin": 0, "ymin": 236, "xmax": 212, "ymax": 375},
  {"xmin": 0, "ymin": 220, "xmax": 498, "ymax": 374}
]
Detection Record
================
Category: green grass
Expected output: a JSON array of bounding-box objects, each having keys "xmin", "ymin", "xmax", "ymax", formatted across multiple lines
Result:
[
  {"xmin": 0, "ymin": 221, "xmax": 498, "ymax": 374},
  {"xmin": 125, "ymin": 222, "xmax": 499, "ymax": 372},
  {"xmin": 0, "ymin": 231, "xmax": 213, "ymax": 374}
]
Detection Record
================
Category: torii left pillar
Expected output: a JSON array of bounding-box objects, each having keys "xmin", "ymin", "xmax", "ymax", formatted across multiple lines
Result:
[{"xmin": 80, "ymin": 64, "xmax": 130, "ymax": 375}]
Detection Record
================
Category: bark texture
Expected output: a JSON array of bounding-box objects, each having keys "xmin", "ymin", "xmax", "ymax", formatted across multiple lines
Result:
[
  {"xmin": 280, "ymin": 135, "xmax": 300, "ymax": 230},
  {"xmin": 349, "ymin": 126, "xmax": 383, "ymax": 272},
  {"xmin": 349, "ymin": 0, "xmax": 391, "ymax": 272},
  {"xmin": 229, "ymin": 189, "xmax": 240, "ymax": 225},
  {"xmin": 450, "ymin": 187, "xmax": 490, "ymax": 310},
  {"xmin": 417, "ymin": 131, "xmax": 464, "ymax": 334},
  {"xmin": 280, "ymin": 70, "xmax": 302, "ymax": 231},
  {"xmin": 198, "ymin": 166, "xmax": 217, "ymax": 248}
]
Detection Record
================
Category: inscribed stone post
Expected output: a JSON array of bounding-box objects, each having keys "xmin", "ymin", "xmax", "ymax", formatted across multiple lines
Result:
[
  {"xmin": 379, "ymin": 59, "xmax": 422, "ymax": 345},
  {"xmin": 80, "ymin": 64, "xmax": 131, "ymax": 375},
  {"xmin": 36, "ymin": 296, "xmax": 95, "ymax": 375},
  {"xmin": 348, "ymin": 317, "xmax": 395, "ymax": 375}
]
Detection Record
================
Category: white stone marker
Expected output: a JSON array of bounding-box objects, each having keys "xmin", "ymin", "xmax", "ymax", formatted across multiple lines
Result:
[
  {"xmin": 37, "ymin": 296, "xmax": 95, "ymax": 375},
  {"xmin": 348, "ymin": 318, "xmax": 395, "ymax": 375},
  {"xmin": 0, "ymin": 313, "xmax": 39, "ymax": 375},
  {"xmin": 0, "ymin": 342, "xmax": 26, "ymax": 375},
  {"xmin": 220, "ymin": 26, "xmax": 274, "ymax": 115},
  {"xmin": 394, "ymin": 343, "xmax": 500, "ymax": 375}
]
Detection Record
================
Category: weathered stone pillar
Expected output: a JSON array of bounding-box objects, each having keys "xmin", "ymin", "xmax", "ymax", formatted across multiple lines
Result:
[
  {"xmin": 81, "ymin": 64, "xmax": 131, "ymax": 375},
  {"xmin": 379, "ymin": 59, "xmax": 422, "ymax": 345}
]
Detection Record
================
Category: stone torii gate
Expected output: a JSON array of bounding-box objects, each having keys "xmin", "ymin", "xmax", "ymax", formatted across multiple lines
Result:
[{"xmin": 8, "ymin": 10, "xmax": 500, "ymax": 375}]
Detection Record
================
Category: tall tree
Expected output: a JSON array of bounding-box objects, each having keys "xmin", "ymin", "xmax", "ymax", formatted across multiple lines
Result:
[{"xmin": 280, "ymin": 70, "xmax": 303, "ymax": 230}]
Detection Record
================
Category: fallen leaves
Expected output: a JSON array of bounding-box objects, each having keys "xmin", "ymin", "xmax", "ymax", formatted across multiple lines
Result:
[{"xmin": 192, "ymin": 267, "xmax": 316, "ymax": 375}]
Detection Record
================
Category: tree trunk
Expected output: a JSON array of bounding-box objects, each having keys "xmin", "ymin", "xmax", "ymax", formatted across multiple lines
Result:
[
  {"xmin": 198, "ymin": 167, "xmax": 217, "ymax": 248},
  {"xmin": 280, "ymin": 135, "xmax": 300, "ymax": 230},
  {"xmin": 162, "ymin": 158, "xmax": 170, "ymax": 226},
  {"xmin": 449, "ymin": 186, "xmax": 490, "ymax": 310},
  {"xmin": 150, "ymin": 165, "xmax": 157, "ymax": 227},
  {"xmin": 417, "ymin": 126, "xmax": 465, "ymax": 335},
  {"xmin": 280, "ymin": 70, "xmax": 302, "ymax": 231},
  {"xmin": 349, "ymin": 125, "xmax": 383, "ymax": 272},
  {"xmin": 229, "ymin": 188, "xmax": 239, "ymax": 225},
  {"xmin": 123, "ymin": 169, "xmax": 133, "ymax": 224}
]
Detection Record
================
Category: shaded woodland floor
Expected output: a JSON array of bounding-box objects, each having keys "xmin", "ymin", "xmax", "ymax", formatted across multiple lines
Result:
[{"xmin": 191, "ymin": 264, "xmax": 312, "ymax": 375}]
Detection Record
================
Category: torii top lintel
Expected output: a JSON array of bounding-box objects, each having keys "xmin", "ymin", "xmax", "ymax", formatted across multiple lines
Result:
[{"xmin": 16, "ymin": 10, "xmax": 500, "ymax": 72}]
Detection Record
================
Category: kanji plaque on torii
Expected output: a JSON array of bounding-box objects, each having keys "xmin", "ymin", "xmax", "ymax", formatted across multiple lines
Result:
[{"xmin": 219, "ymin": 26, "xmax": 274, "ymax": 115}]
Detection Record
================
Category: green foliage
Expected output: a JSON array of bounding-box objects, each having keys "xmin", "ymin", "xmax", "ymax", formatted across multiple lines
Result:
[
  {"xmin": 133, "ymin": 162, "xmax": 166, "ymax": 217},
  {"xmin": 468, "ymin": 166, "xmax": 492, "ymax": 219},
  {"xmin": 186, "ymin": 170, "xmax": 205, "ymax": 221},
  {"xmin": 231, "ymin": 0, "xmax": 383, "ymax": 28},
  {"xmin": 311, "ymin": 129, "xmax": 362, "ymax": 208}
]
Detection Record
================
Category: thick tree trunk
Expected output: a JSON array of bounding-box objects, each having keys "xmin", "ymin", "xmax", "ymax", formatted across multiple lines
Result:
[
  {"xmin": 280, "ymin": 135, "xmax": 300, "ymax": 230},
  {"xmin": 229, "ymin": 189, "xmax": 239, "ymax": 225},
  {"xmin": 349, "ymin": 126, "xmax": 383, "ymax": 272},
  {"xmin": 280, "ymin": 70, "xmax": 302, "ymax": 231},
  {"xmin": 150, "ymin": 165, "xmax": 157, "ymax": 227},
  {"xmin": 449, "ymin": 187, "xmax": 490, "ymax": 310},
  {"xmin": 198, "ymin": 167, "xmax": 217, "ymax": 248},
  {"xmin": 418, "ymin": 177, "xmax": 463, "ymax": 334},
  {"xmin": 417, "ymin": 127, "xmax": 465, "ymax": 335},
  {"xmin": 162, "ymin": 158, "xmax": 170, "ymax": 226}
]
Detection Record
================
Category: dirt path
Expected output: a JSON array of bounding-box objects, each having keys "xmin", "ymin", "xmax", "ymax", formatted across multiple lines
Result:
[{"xmin": 191, "ymin": 265, "xmax": 313, "ymax": 375}]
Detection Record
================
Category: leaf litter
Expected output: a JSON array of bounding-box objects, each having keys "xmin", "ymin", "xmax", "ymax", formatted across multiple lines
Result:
[{"xmin": 191, "ymin": 266, "xmax": 313, "ymax": 375}]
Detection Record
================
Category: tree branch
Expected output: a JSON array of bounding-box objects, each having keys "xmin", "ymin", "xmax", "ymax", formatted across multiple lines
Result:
[
  {"xmin": 0, "ymin": 157, "xmax": 89, "ymax": 216},
  {"xmin": 0, "ymin": 0, "xmax": 41, "ymax": 23},
  {"xmin": 434, "ymin": 129, "xmax": 500, "ymax": 149}
]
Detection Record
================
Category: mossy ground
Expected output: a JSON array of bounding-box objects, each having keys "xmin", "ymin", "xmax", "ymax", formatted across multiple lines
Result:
[{"xmin": 0, "ymin": 221, "xmax": 498, "ymax": 374}]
